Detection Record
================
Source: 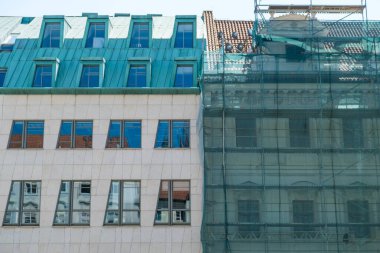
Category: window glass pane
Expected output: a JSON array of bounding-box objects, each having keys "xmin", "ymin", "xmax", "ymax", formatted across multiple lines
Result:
[
  {"xmin": 33, "ymin": 65, "xmax": 53, "ymax": 87},
  {"xmin": 3, "ymin": 182, "xmax": 21, "ymax": 225},
  {"xmin": 57, "ymin": 121, "xmax": 72, "ymax": 148},
  {"xmin": 236, "ymin": 118, "xmax": 256, "ymax": 147},
  {"xmin": 127, "ymin": 65, "xmax": 147, "ymax": 87},
  {"xmin": 72, "ymin": 182, "xmax": 91, "ymax": 225},
  {"xmin": 175, "ymin": 23, "xmax": 193, "ymax": 48},
  {"xmin": 155, "ymin": 181, "xmax": 169, "ymax": 224},
  {"xmin": 123, "ymin": 181, "xmax": 140, "ymax": 210},
  {"xmin": 172, "ymin": 181, "xmax": 190, "ymax": 224},
  {"xmin": 348, "ymin": 200, "xmax": 370, "ymax": 238},
  {"xmin": 41, "ymin": 22, "xmax": 61, "ymax": 48},
  {"xmin": 238, "ymin": 200, "xmax": 260, "ymax": 236},
  {"xmin": 174, "ymin": 65, "xmax": 193, "ymax": 87},
  {"xmin": 124, "ymin": 121, "xmax": 141, "ymax": 148},
  {"xmin": 107, "ymin": 181, "xmax": 120, "ymax": 210},
  {"xmin": 130, "ymin": 22, "xmax": 149, "ymax": 48},
  {"xmin": 22, "ymin": 182, "xmax": 41, "ymax": 225},
  {"xmin": 54, "ymin": 181, "xmax": 71, "ymax": 225},
  {"xmin": 122, "ymin": 181, "xmax": 140, "ymax": 224},
  {"xmin": 25, "ymin": 121, "xmax": 44, "ymax": 148},
  {"xmin": 155, "ymin": 120, "xmax": 170, "ymax": 148},
  {"xmin": 105, "ymin": 211, "xmax": 119, "ymax": 224},
  {"xmin": 106, "ymin": 121, "xmax": 122, "ymax": 148},
  {"xmin": 0, "ymin": 69, "xmax": 6, "ymax": 87},
  {"xmin": 75, "ymin": 121, "xmax": 93, "ymax": 148},
  {"xmin": 172, "ymin": 120, "xmax": 190, "ymax": 148},
  {"xmin": 343, "ymin": 119, "xmax": 363, "ymax": 148},
  {"xmin": 85, "ymin": 22, "xmax": 105, "ymax": 48},
  {"xmin": 79, "ymin": 65, "xmax": 99, "ymax": 87},
  {"xmin": 8, "ymin": 121, "xmax": 24, "ymax": 148},
  {"xmin": 289, "ymin": 118, "xmax": 310, "ymax": 148},
  {"xmin": 293, "ymin": 200, "xmax": 314, "ymax": 237}
]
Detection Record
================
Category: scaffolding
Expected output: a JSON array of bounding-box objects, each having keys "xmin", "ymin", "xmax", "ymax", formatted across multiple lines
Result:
[{"xmin": 201, "ymin": 1, "xmax": 380, "ymax": 252}]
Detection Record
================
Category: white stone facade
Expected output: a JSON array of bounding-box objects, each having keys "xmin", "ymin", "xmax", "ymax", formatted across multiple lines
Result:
[{"xmin": 0, "ymin": 94, "xmax": 203, "ymax": 253}]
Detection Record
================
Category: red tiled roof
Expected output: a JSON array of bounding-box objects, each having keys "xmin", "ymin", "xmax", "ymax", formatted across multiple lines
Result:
[{"xmin": 203, "ymin": 11, "xmax": 253, "ymax": 53}]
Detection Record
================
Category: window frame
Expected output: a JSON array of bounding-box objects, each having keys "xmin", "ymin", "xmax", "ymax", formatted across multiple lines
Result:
[
  {"xmin": 7, "ymin": 120, "xmax": 45, "ymax": 149},
  {"xmin": 173, "ymin": 59, "xmax": 197, "ymax": 88},
  {"xmin": 154, "ymin": 180, "xmax": 191, "ymax": 225},
  {"xmin": 56, "ymin": 120, "xmax": 93, "ymax": 149},
  {"xmin": 126, "ymin": 58, "xmax": 151, "ymax": 87},
  {"xmin": 78, "ymin": 57, "xmax": 106, "ymax": 88},
  {"xmin": 343, "ymin": 118, "xmax": 364, "ymax": 148},
  {"xmin": 105, "ymin": 120, "xmax": 142, "ymax": 149},
  {"xmin": 235, "ymin": 117, "xmax": 257, "ymax": 148},
  {"xmin": 172, "ymin": 16, "xmax": 197, "ymax": 49},
  {"xmin": 2, "ymin": 180, "xmax": 41, "ymax": 226},
  {"xmin": 292, "ymin": 200, "xmax": 315, "ymax": 238},
  {"xmin": 53, "ymin": 180, "xmax": 92, "ymax": 226},
  {"xmin": 347, "ymin": 200, "xmax": 371, "ymax": 238},
  {"xmin": 154, "ymin": 120, "xmax": 191, "ymax": 149},
  {"xmin": 0, "ymin": 68, "xmax": 7, "ymax": 87},
  {"xmin": 289, "ymin": 118, "xmax": 310, "ymax": 148},
  {"xmin": 31, "ymin": 58, "xmax": 60, "ymax": 88},
  {"xmin": 38, "ymin": 16, "xmax": 69, "ymax": 48},
  {"xmin": 103, "ymin": 180, "xmax": 141, "ymax": 226},
  {"xmin": 82, "ymin": 17, "xmax": 110, "ymax": 48},
  {"xmin": 128, "ymin": 17, "xmax": 152, "ymax": 49}
]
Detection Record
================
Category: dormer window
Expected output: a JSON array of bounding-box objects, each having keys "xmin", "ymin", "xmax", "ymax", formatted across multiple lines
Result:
[
  {"xmin": 175, "ymin": 23, "xmax": 194, "ymax": 48},
  {"xmin": 85, "ymin": 22, "xmax": 105, "ymax": 48},
  {"xmin": 130, "ymin": 22, "xmax": 149, "ymax": 48},
  {"xmin": 41, "ymin": 22, "xmax": 61, "ymax": 48}
]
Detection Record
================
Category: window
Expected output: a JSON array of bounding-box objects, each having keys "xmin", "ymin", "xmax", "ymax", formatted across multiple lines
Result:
[
  {"xmin": 57, "ymin": 120, "xmax": 93, "ymax": 148},
  {"xmin": 106, "ymin": 120, "xmax": 141, "ymax": 148},
  {"xmin": 236, "ymin": 118, "xmax": 256, "ymax": 147},
  {"xmin": 80, "ymin": 65, "xmax": 100, "ymax": 87},
  {"xmin": 85, "ymin": 22, "xmax": 105, "ymax": 48},
  {"xmin": 174, "ymin": 23, "xmax": 193, "ymax": 48},
  {"xmin": 3, "ymin": 181, "xmax": 41, "ymax": 226},
  {"xmin": 238, "ymin": 200, "xmax": 260, "ymax": 237},
  {"xmin": 155, "ymin": 180, "xmax": 190, "ymax": 225},
  {"xmin": 343, "ymin": 118, "xmax": 363, "ymax": 148},
  {"xmin": 130, "ymin": 22, "xmax": 149, "ymax": 48},
  {"xmin": 127, "ymin": 65, "xmax": 146, "ymax": 87},
  {"xmin": 293, "ymin": 200, "xmax": 314, "ymax": 238},
  {"xmin": 33, "ymin": 65, "xmax": 52, "ymax": 87},
  {"xmin": 174, "ymin": 65, "xmax": 193, "ymax": 87},
  {"xmin": 289, "ymin": 118, "xmax": 310, "ymax": 148},
  {"xmin": 154, "ymin": 120, "xmax": 190, "ymax": 148},
  {"xmin": 348, "ymin": 200, "xmax": 370, "ymax": 238},
  {"xmin": 54, "ymin": 181, "xmax": 91, "ymax": 225},
  {"xmin": 8, "ymin": 121, "xmax": 44, "ymax": 149},
  {"xmin": 41, "ymin": 22, "xmax": 61, "ymax": 48},
  {"xmin": 104, "ymin": 181, "xmax": 140, "ymax": 225},
  {"xmin": 0, "ymin": 69, "xmax": 6, "ymax": 87}
]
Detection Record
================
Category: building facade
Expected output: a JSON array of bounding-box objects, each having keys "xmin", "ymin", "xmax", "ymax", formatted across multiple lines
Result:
[
  {"xmin": 0, "ymin": 14, "xmax": 204, "ymax": 253},
  {"xmin": 202, "ymin": 5, "xmax": 380, "ymax": 253}
]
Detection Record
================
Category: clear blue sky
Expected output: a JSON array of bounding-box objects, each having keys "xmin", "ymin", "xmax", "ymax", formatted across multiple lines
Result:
[{"xmin": 1, "ymin": 0, "xmax": 379, "ymax": 20}]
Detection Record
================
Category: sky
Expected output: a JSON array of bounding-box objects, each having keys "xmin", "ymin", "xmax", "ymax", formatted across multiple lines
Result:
[{"xmin": 1, "ymin": 0, "xmax": 380, "ymax": 20}]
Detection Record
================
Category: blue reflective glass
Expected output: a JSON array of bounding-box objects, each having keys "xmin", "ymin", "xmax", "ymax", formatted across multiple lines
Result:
[
  {"xmin": 75, "ymin": 121, "xmax": 93, "ymax": 148},
  {"xmin": 154, "ymin": 121, "xmax": 169, "ymax": 148},
  {"xmin": 33, "ymin": 65, "xmax": 52, "ymax": 87},
  {"xmin": 26, "ymin": 121, "xmax": 44, "ymax": 148},
  {"xmin": 9, "ymin": 121, "xmax": 24, "ymax": 148},
  {"xmin": 106, "ymin": 121, "xmax": 122, "ymax": 148},
  {"xmin": 41, "ymin": 22, "xmax": 61, "ymax": 48},
  {"xmin": 172, "ymin": 121, "xmax": 190, "ymax": 148},
  {"xmin": 174, "ymin": 23, "xmax": 193, "ymax": 48},
  {"xmin": 57, "ymin": 121, "xmax": 73, "ymax": 148},
  {"xmin": 124, "ymin": 121, "xmax": 141, "ymax": 148},
  {"xmin": 130, "ymin": 22, "xmax": 149, "ymax": 48},
  {"xmin": 85, "ymin": 22, "xmax": 105, "ymax": 48},
  {"xmin": 127, "ymin": 65, "xmax": 146, "ymax": 87},
  {"xmin": 0, "ymin": 70, "xmax": 6, "ymax": 87},
  {"xmin": 174, "ymin": 65, "xmax": 193, "ymax": 87},
  {"xmin": 80, "ymin": 65, "xmax": 99, "ymax": 87}
]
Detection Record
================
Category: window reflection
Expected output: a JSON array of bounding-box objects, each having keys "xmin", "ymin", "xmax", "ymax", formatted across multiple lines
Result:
[
  {"xmin": 57, "ymin": 121, "xmax": 92, "ymax": 149},
  {"xmin": 106, "ymin": 120, "xmax": 141, "ymax": 148},
  {"xmin": 3, "ymin": 181, "xmax": 41, "ymax": 226},
  {"xmin": 175, "ymin": 23, "xmax": 193, "ymax": 48},
  {"xmin": 104, "ymin": 181, "xmax": 140, "ymax": 225},
  {"xmin": 130, "ymin": 22, "xmax": 149, "ymax": 48},
  {"xmin": 154, "ymin": 120, "xmax": 190, "ymax": 148},
  {"xmin": 8, "ymin": 121, "xmax": 44, "ymax": 149},
  {"xmin": 85, "ymin": 22, "xmax": 105, "ymax": 48}
]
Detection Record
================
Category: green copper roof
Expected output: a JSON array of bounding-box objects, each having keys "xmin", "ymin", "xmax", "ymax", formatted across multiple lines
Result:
[{"xmin": 0, "ymin": 15, "xmax": 204, "ymax": 93}]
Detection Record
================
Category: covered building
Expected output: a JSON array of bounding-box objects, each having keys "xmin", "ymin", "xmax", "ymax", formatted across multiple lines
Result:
[{"xmin": 202, "ymin": 2, "xmax": 380, "ymax": 252}]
